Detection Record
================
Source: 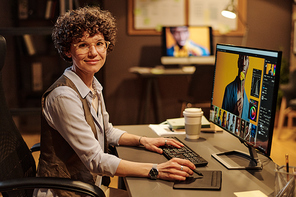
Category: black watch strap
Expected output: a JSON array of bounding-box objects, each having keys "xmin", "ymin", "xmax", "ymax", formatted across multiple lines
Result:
[{"xmin": 149, "ymin": 164, "xmax": 158, "ymax": 180}]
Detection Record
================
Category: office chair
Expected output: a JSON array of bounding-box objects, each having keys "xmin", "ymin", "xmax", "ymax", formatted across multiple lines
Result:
[
  {"xmin": 180, "ymin": 65, "xmax": 215, "ymax": 119},
  {"xmin": 0, "ymin": 35, "xmax": 105, "ymax": 197},
  {"xmin": 277, "ymin": 69, "xmax": 296, "ymax": 139}
]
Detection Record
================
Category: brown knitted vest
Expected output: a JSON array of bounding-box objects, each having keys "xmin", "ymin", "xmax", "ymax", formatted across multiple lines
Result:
[{"xmin": 37, "ymin": 75, "xmax": 98, "ymax": 196}]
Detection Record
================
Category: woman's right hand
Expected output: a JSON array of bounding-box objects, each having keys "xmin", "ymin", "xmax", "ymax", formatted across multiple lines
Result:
[{"xmin": 157, "ymin": 158, "xmax": 196, "ymax": 181}]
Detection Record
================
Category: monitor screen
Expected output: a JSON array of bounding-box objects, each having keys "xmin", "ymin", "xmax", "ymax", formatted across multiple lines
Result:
[
  {"xmin": 209, "ymin": 44, "xmax": 282, "ymax": 169},
  {"xmin": 161, "ymin": 26, "xmax": 214, "ymax": 65}
]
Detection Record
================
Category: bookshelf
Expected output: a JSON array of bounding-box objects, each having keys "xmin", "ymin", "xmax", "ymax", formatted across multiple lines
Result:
[{"xmin": 0, "ymin": 0, "xmax": 103, "ymax": 127}]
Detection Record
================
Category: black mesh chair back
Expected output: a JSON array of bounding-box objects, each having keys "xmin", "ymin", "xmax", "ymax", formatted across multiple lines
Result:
[{"xmin": 0, "ymin": 35, "xmax": 37, "ymax": 197}]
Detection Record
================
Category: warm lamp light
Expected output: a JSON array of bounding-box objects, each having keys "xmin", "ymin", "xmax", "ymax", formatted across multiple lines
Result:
[
  {"xmin": 221, "ymin": 0, "xmax": 236, "ymax": 19},
  {"xmin": 221, "ymin": 0, "xmax": 248, "ymax": 46}
]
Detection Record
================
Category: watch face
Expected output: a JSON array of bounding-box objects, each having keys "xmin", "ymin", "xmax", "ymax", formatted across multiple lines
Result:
[{"xmin": 149, "ymin": 168, "xmax": 158, "ymax": 179}]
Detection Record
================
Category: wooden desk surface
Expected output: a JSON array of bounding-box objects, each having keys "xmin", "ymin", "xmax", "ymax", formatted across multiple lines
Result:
[{"xmin": 115, "ymin": 125, "xmax": 275, "ymax": 197}]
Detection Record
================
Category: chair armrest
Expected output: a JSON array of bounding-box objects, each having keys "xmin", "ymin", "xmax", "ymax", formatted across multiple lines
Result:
[
  {"xmin": 0, "ymin": 177, "xmax": 105, "ymax": 197},
  {"xmin": 30, "ymin": 142, "xmax": 40, "ymax": 152}
]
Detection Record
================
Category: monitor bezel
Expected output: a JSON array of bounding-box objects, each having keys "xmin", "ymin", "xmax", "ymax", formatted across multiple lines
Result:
[{"xmin": 210, "ymin": 43, "xmax": 282, "ymax": 158}]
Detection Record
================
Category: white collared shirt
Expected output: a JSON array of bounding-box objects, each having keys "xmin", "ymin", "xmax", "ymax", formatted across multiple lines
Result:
[{"xmin": 43, "ymin": 67, "xmax": 125, "ymax": 182}]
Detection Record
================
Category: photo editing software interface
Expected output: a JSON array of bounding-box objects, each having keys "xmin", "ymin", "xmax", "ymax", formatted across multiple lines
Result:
[{"xmin": 210, "ymin": 44, "xmax": 282, "ymax": 169}]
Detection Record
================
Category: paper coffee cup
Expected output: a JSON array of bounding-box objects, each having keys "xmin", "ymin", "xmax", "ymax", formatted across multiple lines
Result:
[{"xmin": 183, "ymin": 108, "xmax": 203, "ymax": 139}]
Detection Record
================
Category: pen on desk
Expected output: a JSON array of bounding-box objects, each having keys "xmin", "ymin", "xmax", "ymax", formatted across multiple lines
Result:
[
  {"xmin": 285, "ymin": 154, "xmax": 289, "ymax": 173},
  {"xmin": 285, "ymin": 154, "xmax": 289, "ymax": 181}
]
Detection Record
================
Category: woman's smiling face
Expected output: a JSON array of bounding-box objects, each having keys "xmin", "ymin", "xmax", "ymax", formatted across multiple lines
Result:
[{"xmin": 67, "ymin": 32, "xmax": 107, "ymax": 78}]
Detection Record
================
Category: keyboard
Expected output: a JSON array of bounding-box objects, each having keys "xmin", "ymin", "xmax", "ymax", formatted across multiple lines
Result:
[{"xmin": 161, "ymin": 137, "xmax": 208, "ymax": 167}]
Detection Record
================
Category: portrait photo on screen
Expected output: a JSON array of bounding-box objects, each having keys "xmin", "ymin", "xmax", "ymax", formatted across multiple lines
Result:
[{"xmin": 163, "ymin": 26, "xmax": 212, "ymax": 57}]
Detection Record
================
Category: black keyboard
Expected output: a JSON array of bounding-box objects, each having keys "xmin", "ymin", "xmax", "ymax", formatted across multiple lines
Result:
[{"xmin": 161, "ymin": 137, "xmax": 208, "ymax": 167}]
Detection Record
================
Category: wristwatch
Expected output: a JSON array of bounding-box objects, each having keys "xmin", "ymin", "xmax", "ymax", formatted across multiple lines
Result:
[{"xmin": 149, "ymin": 164, "xmax": 158, "ymax": 180}]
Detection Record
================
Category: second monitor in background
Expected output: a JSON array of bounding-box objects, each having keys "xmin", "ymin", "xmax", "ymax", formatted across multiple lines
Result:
[{"xmin": 161, "ymin": 26, "xmax": 215, "ymax": 65}]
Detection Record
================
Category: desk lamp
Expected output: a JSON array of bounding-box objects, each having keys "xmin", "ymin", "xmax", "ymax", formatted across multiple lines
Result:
[
  {"xmin": 221, "ymin": 0, "xmax": 237, "ymax": 19},
  {"xmin": 221, "ymin": 0, "xmax": 248, "ymax": 46}
]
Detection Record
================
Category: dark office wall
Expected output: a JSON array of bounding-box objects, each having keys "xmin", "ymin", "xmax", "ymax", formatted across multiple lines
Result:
[
  {"xmin": 103, "ymin": 0, "xmax": 292, "ymax": 125},
  {"xmin": 103, "ymin": 1, "xmax": 169, "ymax": 125}
]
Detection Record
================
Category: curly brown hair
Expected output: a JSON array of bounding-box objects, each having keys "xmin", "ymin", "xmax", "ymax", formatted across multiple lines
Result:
[{"xmin": 52, "ymin": 6, "xmax": 117, "ymax": 62}]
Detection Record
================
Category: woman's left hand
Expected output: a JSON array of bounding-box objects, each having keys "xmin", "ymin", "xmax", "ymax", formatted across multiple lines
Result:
[{"xmin": 140, "ymin": 137, "xmax": 184, "ymax": 154}]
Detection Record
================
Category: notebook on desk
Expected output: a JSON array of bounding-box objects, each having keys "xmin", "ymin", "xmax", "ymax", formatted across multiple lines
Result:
[{"xmin": 166, "ymin": 116, "xmax": 211, "ymax": 129}]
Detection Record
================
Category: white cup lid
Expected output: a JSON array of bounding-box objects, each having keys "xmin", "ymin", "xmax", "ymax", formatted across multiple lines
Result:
[{"xmin": 183, "ymin": 108, "xmax": 203, "ymax": 116}]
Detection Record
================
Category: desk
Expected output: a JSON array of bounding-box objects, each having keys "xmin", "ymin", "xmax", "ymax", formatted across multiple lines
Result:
[
  {"xmin": 130, "ymin": 66, "xmax": 196, "ymax": 124},
  {"xmin": 115, "ymin": 125, "xmax": 275, "ymax": 197}
]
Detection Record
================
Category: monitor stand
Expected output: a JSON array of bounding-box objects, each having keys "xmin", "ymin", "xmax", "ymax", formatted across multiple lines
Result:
[{"xmin": 211, "ymin": 145, "xmax": 263, "ymax": 170}]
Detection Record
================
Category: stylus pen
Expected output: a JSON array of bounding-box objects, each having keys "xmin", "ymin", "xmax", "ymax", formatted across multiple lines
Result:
[{"xmin": 194, "ymin": 169, "xmax": 203, "ymax": 176}]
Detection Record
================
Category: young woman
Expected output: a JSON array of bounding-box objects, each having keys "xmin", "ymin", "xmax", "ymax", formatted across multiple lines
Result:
[{"xmin": 35, "ymin": 6, "xmax": 195, "ymax": 196}]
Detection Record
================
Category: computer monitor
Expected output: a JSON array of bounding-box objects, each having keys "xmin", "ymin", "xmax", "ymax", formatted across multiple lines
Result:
[
  {"xmin": 161, "ymin": 26, "xmax": 215, "ymax": 65},
  {"xmin": 209, "ymin": 44, "xmax": 282, "ymax": 170}
]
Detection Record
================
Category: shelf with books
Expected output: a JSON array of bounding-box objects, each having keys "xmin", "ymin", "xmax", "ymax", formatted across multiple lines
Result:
[
  {"xmin": 18, "ymin": 0, "xmax": 76, "ymax": 21},
  {"xmin": 0, "ymin": 30, "xmax": 67, "ymax": 115},
  {"xmin": 17, "ymin": 0, "xmax": 103, "ymax": 21},
  {"xmin": 0, "ymin": 0, "xmax": 104, "ymax": 126},
  {"xmin": 0, "ymin": 27, "xmax": 53, "ymax": 36},
  {"xmin": 18, "ymin": 54, "xmax": 69, "ymax": 103}
]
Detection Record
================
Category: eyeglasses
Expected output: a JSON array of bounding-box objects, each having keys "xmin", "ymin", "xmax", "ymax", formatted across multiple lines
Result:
[{"xmin": 73, "ymin": 40, "xmax": 110, "ymax": 54}]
